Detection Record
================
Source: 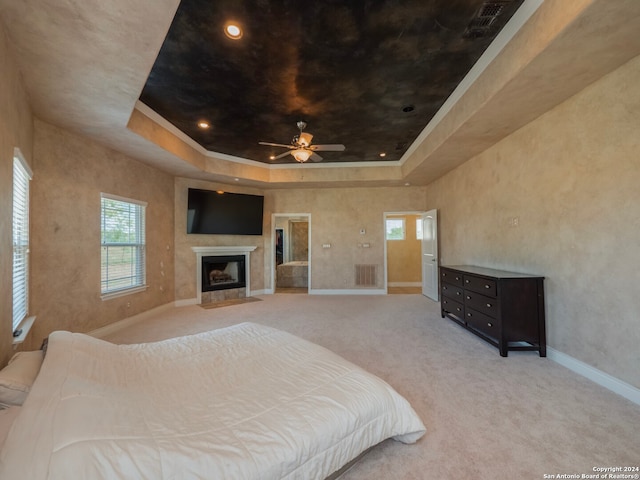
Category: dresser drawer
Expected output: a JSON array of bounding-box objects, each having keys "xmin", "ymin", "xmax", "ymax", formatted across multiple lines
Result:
[
  {"xmin": 441, "ymin": 268, "xmax": 463, "ymax": 287},
  {"xmin": 464, "ymin": 291, "xmax": 498, "ymax": 318},
  {"xmin": 463, "ymin": 275, "xmax": 497, "ymax": 297},
  {"xmin": 441, "ymin": 282, "xmax": 464, "ymax": 300},
  {"xmin": 464, "ymin": 308, "xmax": 499, "ymax": 338},
  {"xmin": 441, "ymin": 297, "xmax": 464, "ymax": 318}
]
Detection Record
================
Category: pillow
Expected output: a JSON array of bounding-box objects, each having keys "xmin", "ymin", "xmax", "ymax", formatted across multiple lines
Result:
[{"xmin": 0, "ymin": 350, "xmax": 44, "ymax": 406}]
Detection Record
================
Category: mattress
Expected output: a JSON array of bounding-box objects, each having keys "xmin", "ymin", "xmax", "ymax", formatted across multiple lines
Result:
[{"xmin": 0, "ymin": 322, "xmax": 425, "ymax": 479}]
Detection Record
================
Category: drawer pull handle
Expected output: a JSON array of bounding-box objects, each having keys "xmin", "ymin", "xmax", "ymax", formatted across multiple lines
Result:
[
  {"xmin": 466, "ymin": 296, "xmax": 471, "ymax": 300},
  {"xmin": 455, "ymin": 276, "xmax": 460, "ymax": 281},
  {"xmin": 486, "ymin": 303, "xmax": 492, "ymax": 308},
  {"xmin": 485, "ymin": 284, "xmax": 490, "ymax": 289},
  {"xmin": 487, "ymin": 322, "xmax": 493, "ymax": 327},
  {"xmin": 443, "ymin": 286, "xmax": 447, "ymax": 290},
  {"xmin": 456, "ymin": 307, "xmax": 461, "ymax": 312},
  {"xmin": 465, "ymin": 279, "xmax": 469, "ymax": 283},
  {"xmin": 456, "ymin": 292, "xmax": 461, "ymax": 296},
  {"xmin": 467, "ymin": 313, "xmax": 472, "ymax": 317}
]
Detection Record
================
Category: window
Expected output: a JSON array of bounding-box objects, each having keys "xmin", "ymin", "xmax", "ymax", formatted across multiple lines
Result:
[
  {"xmin": 100, "ymin": 193, "xmax": 147, "ymax": 298},
  {"xmin": 12, "ymin": 152, "xmax": 32, "ymax": 332},
  {"xmin": 416, "ymin": 218, "xmax": 423, "ymax": 240},
  {"xmin": 385, "ymin": 218, "xmax": 405, "ymax": 240}
]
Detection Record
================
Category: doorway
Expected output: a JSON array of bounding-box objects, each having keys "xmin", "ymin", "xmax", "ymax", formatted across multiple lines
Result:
[
  {"xmin": 383, "ymin": 211, "xmax": 438, "ymax": 299},
  {"xmin": 272, "ymin": 214, "xmax": 311, "ymax": 293}
]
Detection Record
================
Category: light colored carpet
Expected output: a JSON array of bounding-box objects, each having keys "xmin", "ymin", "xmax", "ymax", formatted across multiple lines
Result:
[
  {"xmin": 102, "ymin": 294, "xmax": 640, "ymax": 479},
  {"xmin": 199, "ymin": 296, "xmax": 262, "ymax": 309}
]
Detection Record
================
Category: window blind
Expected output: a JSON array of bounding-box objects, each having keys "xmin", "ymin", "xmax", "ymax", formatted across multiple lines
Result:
[
  {"xmin": 13, "ymin": 155, "xmax": 32, "ymax": 331},
  {"xmin": 100, "ymin": 194, "xmax": 147, "ymax": 296}
]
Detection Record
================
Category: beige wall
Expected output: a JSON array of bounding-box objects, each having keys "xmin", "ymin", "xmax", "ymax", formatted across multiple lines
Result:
[
  {"xmin": 425, "ymin": 55, "xmax": 640, "ymax": 389},
  {"xmin": 267, "ymin": 187, "xmax": 427, "ymax": 291},
  {"xmin": 0, "ymin": 23, "xmax": 34, "ymax": 365},
  {"xmin": 25, "ymin": 120, "xmax": 175, "ymax": 350},
  {"xmin": 386, "ymin": 214, "xmax": 421, "ymax": 284},
  {"xmin": 174, "ymin": 183, "xmax": 427, "ymax": 299}
]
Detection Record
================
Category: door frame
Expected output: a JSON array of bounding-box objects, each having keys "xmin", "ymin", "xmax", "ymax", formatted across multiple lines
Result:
[
  {"xmin": 382, "ymin": 211, "xmax": 426, "ymax": 294},
  {"xmin": 271, "ymin": 213, "xmax": 311, "ymax": 294}
]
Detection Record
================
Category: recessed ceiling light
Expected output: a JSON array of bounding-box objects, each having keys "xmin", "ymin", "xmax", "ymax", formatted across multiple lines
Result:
[
  {"xmin": 197, "ymin": 121, "xmax": 210, "ymax": 129},
  {"xmin": 379, "ymin": 152, "xmax": 386, "ymax": 157},
  {"xmin": 404, "ymin": 182, "xmax": 411, "ymax": 186},
  {"xmin": 269, "ymin": 155, "xmax": 276, "ymax": 160},
  {"xmin": 224, "ymin": 23, "xmax": 243, "ymax": 40}
]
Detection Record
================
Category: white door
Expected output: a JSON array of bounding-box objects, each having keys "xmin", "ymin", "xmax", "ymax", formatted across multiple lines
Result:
[{"xmin": 421, "ymin": 209, "xmax": 439, "ymax": 301}]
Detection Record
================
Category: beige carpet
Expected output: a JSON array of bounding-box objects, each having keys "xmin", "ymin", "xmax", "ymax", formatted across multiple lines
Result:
[
  {"xmin": 102, "ymin": 294, "xmax": 640, "ymax": 479},
  {"xmin": 199, "ymin": 296, "xmax": 262, "ymax": 309}
]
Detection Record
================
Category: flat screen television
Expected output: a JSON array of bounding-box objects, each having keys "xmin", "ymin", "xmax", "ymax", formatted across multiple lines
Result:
[{"xmin": 187, "ymin": 188, "xmax": 264, "ymax": 235}]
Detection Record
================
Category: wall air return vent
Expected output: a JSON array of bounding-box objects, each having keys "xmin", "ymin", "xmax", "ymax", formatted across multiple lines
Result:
[
  {"xmin": 464, "ymin": 1, "xmax": 512, "ymax": 39},
  {"xmin": 355, "ymin": 264, "xmax": 377, "ymax": 287}
]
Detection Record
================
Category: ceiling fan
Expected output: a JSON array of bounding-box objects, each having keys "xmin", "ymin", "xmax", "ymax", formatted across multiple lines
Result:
[{"xmin": 259, "ymin": 121, "xmax": 345, "ymax": 163}]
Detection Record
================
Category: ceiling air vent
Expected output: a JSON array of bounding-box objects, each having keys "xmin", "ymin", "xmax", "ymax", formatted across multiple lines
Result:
[{"xmin": 464, "ymin": 1, "xmax": 512, "ymax": 39}]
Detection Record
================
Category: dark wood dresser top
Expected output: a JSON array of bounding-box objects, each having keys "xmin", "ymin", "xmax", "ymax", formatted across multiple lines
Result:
[{"xmin": 443, "ymin": 265, "xmax": 544, "ymax": 280}]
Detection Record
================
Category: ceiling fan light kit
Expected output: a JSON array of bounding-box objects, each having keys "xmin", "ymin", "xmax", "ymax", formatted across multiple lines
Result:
[
  {"xmin": 259, "ymin": 121, "xmax": 346, "ymax": 164},
  {"xmin": 292, "ymin": 149, "xmax": 312, "ymax": 163}
]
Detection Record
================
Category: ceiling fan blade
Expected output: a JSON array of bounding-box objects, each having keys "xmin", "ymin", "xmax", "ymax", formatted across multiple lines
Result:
[
  {"xmin": 272, "ymin": 151, "xmax": 292, "ymax": 160},
  {"xmin": 310, "ymin": 152, "xmax": 323, "ymax": 162},
  {"xmin": 259, "ymin": 141, "xmax": 293, "ymax": 149},
  {"xmin": 310, "ymin": 144, "xmax": 346, "ymax": 152}
]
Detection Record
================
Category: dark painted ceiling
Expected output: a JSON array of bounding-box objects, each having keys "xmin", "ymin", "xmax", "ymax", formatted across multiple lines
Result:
[{"xmin": 139, "ymin": 0, "xmax": 524, "ymax": 165}]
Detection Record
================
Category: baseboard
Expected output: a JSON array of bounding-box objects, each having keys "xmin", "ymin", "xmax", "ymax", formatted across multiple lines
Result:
[
  {"xmin": 388, "ymin": 282, "xmax": 421, "ymax": 287},
  {"xmin": 88, "ymin": 302, "xmax": 175, "ymax": 339},
  {"xmin": 310, "ymin": 289, "xmax": 386, "ymax": 295},
  {"xmin": 547, "ymin": 347, "xmax": 640, "ymax": 406},
  {"xmin": 174, "ymin": 298, "xmax": 197, "ymax": 307}
]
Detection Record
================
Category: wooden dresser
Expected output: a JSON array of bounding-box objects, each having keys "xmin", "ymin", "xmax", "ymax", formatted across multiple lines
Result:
[{"xmin": 440, "ymin": 265, "xmax": 546, "ymax": 357}]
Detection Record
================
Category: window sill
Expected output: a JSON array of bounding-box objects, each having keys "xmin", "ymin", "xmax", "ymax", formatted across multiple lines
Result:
[
  {"xmin": 12, "ymin": 316, "xmax": 36, "ymax": 346},
  {"xmin": 100, "ymin": 285, "xmax": 148, "ymax": 301}
]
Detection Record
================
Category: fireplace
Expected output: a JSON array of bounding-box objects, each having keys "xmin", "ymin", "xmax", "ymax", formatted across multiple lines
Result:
[
  {"xmin": 191, "ymin": 246, "xmax": 256, "ymax": 305},
  {"xmin": 201, "ymin": 255, "xmax": 246, "ymax": 292}
]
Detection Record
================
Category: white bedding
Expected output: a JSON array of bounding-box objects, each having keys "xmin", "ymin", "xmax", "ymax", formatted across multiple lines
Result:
[{"xmin": 0, "ymin": 322, "xmax": 425, "ymax": 479}]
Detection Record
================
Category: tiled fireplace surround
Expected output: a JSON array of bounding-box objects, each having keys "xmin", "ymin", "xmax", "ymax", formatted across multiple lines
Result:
[{"xmin": 192, "ymin": 246, "xmax": 257, "ymax": 305}]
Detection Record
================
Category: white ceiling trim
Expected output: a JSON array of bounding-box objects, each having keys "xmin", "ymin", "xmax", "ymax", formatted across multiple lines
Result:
[{"xmin": 134, "ymin": 101, "xmax": 402, "ymax": 170}]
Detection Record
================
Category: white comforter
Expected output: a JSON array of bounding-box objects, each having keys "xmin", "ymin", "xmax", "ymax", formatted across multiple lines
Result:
[{"xmin": 0, "ymin": 322, "xmax": 425, "ymax": 479}]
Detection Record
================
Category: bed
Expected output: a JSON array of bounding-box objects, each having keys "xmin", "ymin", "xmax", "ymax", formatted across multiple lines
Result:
[
  {"xmin": 277, "ymin": 261, "xmax": 308, "ymax": 287},
  {"xmin": 0, "ymin": 322, "xmax": 425, "ymax": 479}
]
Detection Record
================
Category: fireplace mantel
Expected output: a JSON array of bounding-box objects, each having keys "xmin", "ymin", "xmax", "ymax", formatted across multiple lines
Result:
[{"xmin": 192, "ymin": 246, "xmax": 257, "ymax": 303}]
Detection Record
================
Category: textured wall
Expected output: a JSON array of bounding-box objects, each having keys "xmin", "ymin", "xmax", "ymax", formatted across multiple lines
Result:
[
  {"xmin": 26, "ymin": 121, "xmax": 175, "ymax": 350},
  {"xmin": 290, "ymin": 221, "xmax": 308, "ymax": 262},
  {"xmin": 174, "ymin": 183, "xmax": 427, "ymax": 299},
  {"xmin": 0, "ymin": 22, "xmax": 34, "ymax": 365},
  {"xmin": 425, "ymin": 55, "xmax": 640, "ymax": 388},
  {"xmin": 267, "ymin": 187, "xmax": 427, "ymax": 291},
  {"xmin": 387, "ymin": 214, "xmax": 421, "ymax": 284}
]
